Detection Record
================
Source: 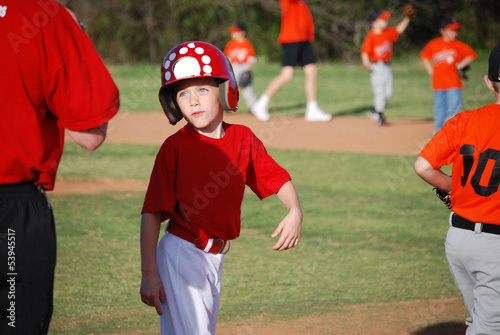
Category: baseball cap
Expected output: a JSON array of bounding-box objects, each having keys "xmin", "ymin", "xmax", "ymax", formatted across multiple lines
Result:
[
  {"xmin": 440, "ymin": 16, "xmax": 462, "ymax": 30},
  {"xmin": 228, "ymin": 22, "xmax": 246, "ymax": 33},
  {"xmin": 488, "ymin": 43, "xmax": 500, "ymax": 82},
  {"xmin": 368, "ymin": 10, "xmax": 391, "ymax": 23}
]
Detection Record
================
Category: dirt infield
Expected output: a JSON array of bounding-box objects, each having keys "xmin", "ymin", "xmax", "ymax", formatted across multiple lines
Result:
[
  {"xmin": 56, "ymin": 112, "xmax": 435, "ymax": 195},
  {"xmin": 59, "ymin": 113, "xmax": 469, "ymax": 334},
  {"xmin": 104, "ymin": 111, "xmax": 434, "ymax": 155}
]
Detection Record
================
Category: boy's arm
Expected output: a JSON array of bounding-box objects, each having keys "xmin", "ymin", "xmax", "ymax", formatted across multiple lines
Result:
[
  {"xmin": 272, "ymin": 181, "xmax": 303, "ymax": 251},
  {"xmin": 414, "ymin": 156, "xmax": 452, "ymax": 193},
  {"xmin": 396, "ymin": 16, "xmax": 411, "ymax": 34},
  {"xmin": 422, "ymin": 59, "xmax": 433, "ymax": 76},
  {"xmin": 456, "ymin": 56, "xmax": 476, "ymax": 70},
  {"xmin": 361, "ymin": 52, "xmax": 372, "ymax": 70},
  {"xmin": 140, "ymin": 212, "xmax": 165, "ymax": 316}
]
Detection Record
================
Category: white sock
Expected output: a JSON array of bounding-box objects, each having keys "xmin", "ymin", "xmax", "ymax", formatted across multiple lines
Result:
[
  {"xmin": 258, "ymin": 94, "xmax": 270, "ymax": 107},
  {"xmin": 307, "ymin": 101, "xmax": 318, "ymax": 111}
]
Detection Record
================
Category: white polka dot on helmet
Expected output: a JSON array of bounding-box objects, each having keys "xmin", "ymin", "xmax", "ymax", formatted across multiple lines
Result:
[{"xmin": 159, "ymin": 41, "xmax": 239, "ymax": 125}]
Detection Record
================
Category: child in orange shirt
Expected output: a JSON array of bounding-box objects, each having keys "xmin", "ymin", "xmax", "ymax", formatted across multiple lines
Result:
[
  {"xmin": 415, "ymin": 43, "xmax": 500, "ymax": 335},
  {"xmin": 420, "ymin": 16, "xmax": 477, "ymax": 134},
  {"xmin": 361, "ymin": 9, "xmax": 412, "ymax": 125},
  {"xmin": 223, "ymin": 23, "xmax": 258, "ymax": 115}
]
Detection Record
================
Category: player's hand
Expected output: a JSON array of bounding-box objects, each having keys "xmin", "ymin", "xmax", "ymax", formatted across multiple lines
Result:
[
  {"xmin": 271, "ymin": 209, "xmax": 302, "ymax": 251},
  {"xmin": 140, "ymin": 273, "xmax": 166, "ymax": 315}
]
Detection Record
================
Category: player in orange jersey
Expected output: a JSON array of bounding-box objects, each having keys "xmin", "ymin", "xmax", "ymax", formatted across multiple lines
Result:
[
  {"xmin": 415, "ymin": 43, "xmax": 500, "ymax": 335},
  {"xmin": 361, "ymin": 9, "xmax": 412, "ymax": 126},
  {"xmin": 420, "ymin": 16, "xmax": 477, "ymax": 135},
  {"xmin": 223, "ymin": 23, "xmax": 258, "ymax": 115}
]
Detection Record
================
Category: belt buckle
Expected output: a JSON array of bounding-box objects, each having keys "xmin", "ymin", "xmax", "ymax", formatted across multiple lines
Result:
[
  {"xmin": 194, "ymin": 237, "xmax": 227, "ymax": 254},
  {"xmin": 211, "ymin": 237, "xmax": 227, "ymax": 254}
]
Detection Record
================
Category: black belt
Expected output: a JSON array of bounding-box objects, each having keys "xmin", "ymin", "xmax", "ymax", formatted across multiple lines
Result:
[{"xmin": 452, "ymin": 213, "xmax": 500, "ymax": 235}]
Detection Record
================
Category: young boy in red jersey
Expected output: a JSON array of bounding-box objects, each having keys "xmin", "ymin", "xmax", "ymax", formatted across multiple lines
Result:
[
  {"xmin": 361, "ymin": 9, "xmax": 412, "ymax": 125},
  {"xmin": 420, "ymin": 16, "xmax": 477, "ymax": 135},
  {"xmin": 223, "ymin": 22, "xmax": 258, "ymax": 115},
  {"xmin": 415, "ymin": 43, "xmax": 500, "ymax": 335},
  {"xmin": 139, "ymin": 41, "xmax": 303, "ymax": 335}
]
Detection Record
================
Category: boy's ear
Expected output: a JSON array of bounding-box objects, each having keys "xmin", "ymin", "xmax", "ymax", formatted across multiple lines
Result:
[{"xmin": 484, "ymin": 75, "xmax": 496, "ymax": 92}]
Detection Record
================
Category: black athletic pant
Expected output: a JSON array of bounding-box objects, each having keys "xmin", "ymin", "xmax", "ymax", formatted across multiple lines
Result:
[{"xmin": 0, "ymin": 182, "xmax": 56, "ymax": 335}]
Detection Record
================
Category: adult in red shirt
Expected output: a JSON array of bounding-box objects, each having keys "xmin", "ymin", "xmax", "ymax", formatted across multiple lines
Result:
[
  {"xmin": 0, "ymin": 1, "xmax": 119, "ymax": 333},
  {"xmin": 252, "ymin": 0, "xmax": 332, "ymax": 122},
  {"xmin": 420, "ymin": 16, "xmax": 477, "ymax": 134},
  {"xmin": 415, "ymin": 43, "xmax": 500, "ymax": 335}
]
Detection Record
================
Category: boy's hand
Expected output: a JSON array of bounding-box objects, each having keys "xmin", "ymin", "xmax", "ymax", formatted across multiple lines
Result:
[
  {"xmin": 140, "ymin": 273, "xmax": 166, "ymax": 315},
  {"xmin": 271, "ymin": 209, "xmax": 302, "ymax": 251}
]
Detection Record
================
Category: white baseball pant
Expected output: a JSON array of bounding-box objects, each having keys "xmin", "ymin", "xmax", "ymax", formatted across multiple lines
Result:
[
  {"xmin": 157, "ymin": 233, "xmax": 224, "ymax": 335},
  {"xmin": 445, "ymin": 212, "xmax": 500, "ymax": 334},
  {"xmin": 370, "ymin": 61, "xmax": 393, "ymax": 113}
]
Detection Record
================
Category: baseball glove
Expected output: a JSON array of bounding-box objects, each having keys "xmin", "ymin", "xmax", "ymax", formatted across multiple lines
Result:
[
  {"xmin": 402, "ymin": 3, "xmax": 417, "ymax": 17},
  {"xmin": 434, "ymin": 188, "xmax": 452, "ymax": 209},
  {"xmin": 457, "ymin": 65, "xmax": 470, "ymax": 80}
]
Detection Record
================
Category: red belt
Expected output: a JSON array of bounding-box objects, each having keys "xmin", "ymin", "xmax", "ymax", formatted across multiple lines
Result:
[{"xmin": 167, "ymin": 222, "xmax": 228, "ymax": 254}]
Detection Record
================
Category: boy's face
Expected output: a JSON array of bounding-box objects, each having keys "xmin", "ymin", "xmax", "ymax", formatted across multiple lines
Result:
[
  {"xmin": 174, "ymin": 77, "xmax": 223, "ymax": 135},
  {"xmin": 440, "ymin": 28, "xmax": 459, "ymax": 41},
  {"xmin": 230, "ymin": 31, "xmax": 246, "ymax": 40},
  {"xmin": 372, "ymin": 18, "xmax": 388, "ymax": 30}
]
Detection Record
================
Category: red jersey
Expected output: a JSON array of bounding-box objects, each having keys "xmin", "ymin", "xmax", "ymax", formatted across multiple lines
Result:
[
  {"xmin": 419, "ymin": 103, "xmax": 500, "ymax": 224},
  {"xmin": 223, "ymin": 38, "xmax": 256, "ymax": 64},
  {"xmin": 0, "ymin": 0, "xmax": 119, "ymax": 190},
  {"xmin": 360, "ymin": 27, "xmax": 399, "ymax": 63},
  {"xmin": 420, "ymin": 37, "xmax": 478, "ymax": 90},
  {"xmin": 142, "ymin": 123, "xmax": 292, "ymax": 240},
  {"xmin": 278, "ymin": 0, "xmax": 315, "ymax": 44}
]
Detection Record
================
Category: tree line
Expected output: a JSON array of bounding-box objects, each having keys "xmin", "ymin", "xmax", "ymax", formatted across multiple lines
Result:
[{"xmin": 60, "ymin": 0, "xmax": 499, "ymax": 64}]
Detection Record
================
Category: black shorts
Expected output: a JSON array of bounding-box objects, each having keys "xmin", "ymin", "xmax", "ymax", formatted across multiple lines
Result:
[
  {"xmin": 0, "ymin": 182, "xmax": 56, "ymax": 335},
  {"xmin": 281, "ymin": 41, "xmax": 317, "ymax": 67}
]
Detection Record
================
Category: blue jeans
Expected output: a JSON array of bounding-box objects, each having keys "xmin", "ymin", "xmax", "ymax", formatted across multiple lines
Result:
[{"xmin": 433, "ymin": 89, "xmax": 462, "ymax": 132}]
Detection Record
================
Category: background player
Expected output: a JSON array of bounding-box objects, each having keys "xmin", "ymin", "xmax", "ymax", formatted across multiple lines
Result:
[
  {"xmin": 252, "ymin": 0, "xmax": 332, "ymax": 122},
  {"xmin": 361, "ymin": 8, "xmax": 413, "ymax": 126},
  {"xmin": 414, "ymin": 43, "xmax": 500, "ymax": 335},
  {"xmin": 0, "ymin": 1, "xmax": 119, "ymax": 334},
  {"xmin": 139, "ymin": 41, "xmax": 302, "ymax": 334},
  {"xmin": 420, "ymin": 16, "xmax": 477, "ymax": 135},
  {"xmin": 223, "ymin": 22, "xmax": 258, "ymax": 115}
]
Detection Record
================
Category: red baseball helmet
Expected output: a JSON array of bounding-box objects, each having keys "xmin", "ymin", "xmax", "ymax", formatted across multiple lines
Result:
[{"xmin": 159, "ymin": 41, "xmax": 239, "ymax": 125}]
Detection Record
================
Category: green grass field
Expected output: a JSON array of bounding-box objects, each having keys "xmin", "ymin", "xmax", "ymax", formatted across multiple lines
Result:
[{"xmin": 49, "ymin": 51, "xmax": 493, "ymax": 333}]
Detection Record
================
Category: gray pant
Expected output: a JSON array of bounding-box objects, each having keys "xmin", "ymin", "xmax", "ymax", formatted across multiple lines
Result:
[
  {"xmin": 445, "ymin": 212, "xmax": 500, "ymax": 334},
  {"xmin": 370, "ymin": 61, "xmax": 393, "ymax": 113}
]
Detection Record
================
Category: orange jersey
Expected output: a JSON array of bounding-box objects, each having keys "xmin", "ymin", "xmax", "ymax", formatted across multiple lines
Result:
[
  {"xmin": 360, "ymin": 27, "xmax": 399, "ymax": 62},
  {"xmin": 419, "ymin": 103, "xmax": 500, "ymax": 224},
  {"xmin": 420, "ymin": 37, "xmax": 477, "ymax": 90},
  {"xmin": 223, "ymin": 38, "xmax": 256, "ymax": 64},
  {"xmin": 277, "ymin": 0, "xmax": 315, "ymax": 44}
]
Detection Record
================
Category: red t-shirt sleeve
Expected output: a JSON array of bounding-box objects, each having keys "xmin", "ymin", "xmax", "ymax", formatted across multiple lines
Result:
[
  {"xmin": 44, "ymin": 13, "xmax": 119, "ymax": 131},
  {"xmin": 141, "ymin": 141, "xmax": 177, "ymax": 221},
  {"xmin": 245, "ymin": 134, "xmax": 292, "ymax": 199}
]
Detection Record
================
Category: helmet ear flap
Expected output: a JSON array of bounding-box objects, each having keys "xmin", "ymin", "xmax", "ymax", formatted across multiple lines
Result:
[
  {"xmin": 219, "ymin": 80, "xmax": 239, "ymax": 112},
  {"xmin": 159, "ymin": 87, "xmax": 183, "ymax": 125}
]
